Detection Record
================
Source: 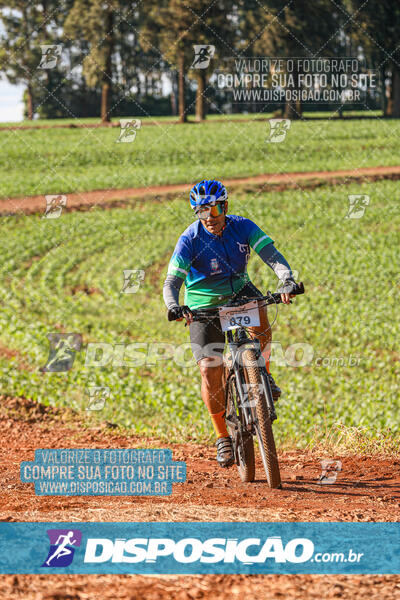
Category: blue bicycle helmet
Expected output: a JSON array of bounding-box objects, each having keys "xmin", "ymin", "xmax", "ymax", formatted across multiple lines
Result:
[{"xmin": 189, "ymin": 180, "xmax": 228, "ymax": 208}]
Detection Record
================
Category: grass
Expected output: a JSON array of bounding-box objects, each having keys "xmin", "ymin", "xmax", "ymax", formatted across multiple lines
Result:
[
  {"xmin": 0, "ymin": 109, "xmax": 382, "ymax": 128},
  {"xmin": 0, "ymin": 178, "xmax": 398, "ymax": 445},
  {"xmin": 1, "ymin": 116, "xmax": 400, "ymax": 198},
  {"xmin": 306, "ymin": 423, "xmax": 400, "ymax": 457},
  {"xmin": 0, "ymin": 116, "xmax": 184, "ymax": 128}
]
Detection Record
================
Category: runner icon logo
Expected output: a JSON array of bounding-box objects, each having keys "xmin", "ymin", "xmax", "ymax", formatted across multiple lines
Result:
[
  {"xmin": 43, "ymin": 195, "xmax": 67, "ymax": 219},
  {"xmin": 86, "ymin": 385, "xmax": 110, "ymax": 411},
  {"xmin": 38, "ymin": 45, "xmax": 62, "ymax": 69},
  {"xmin": 116, "ymin": 119, "xmax": 142, "ymax": 143},
  {"xmin": 345, "ymin": 195, "xmax": 370, "ymax": 219},
  {"xmin": 41, "ymin": 333, "xmax": 82, "ymax": 372},
  {"xmin": 191, "ymin": 45, "xmax": 215, "ymax": 69},
  {"xmin": 42, "ymin": 529, "xmax": 82, "ymax": 567},
  {"xmin": 121, "ymin": 269, "xmax": 145, "ymax": 293},
  {"xmin": 266, "ymin": 119, "xmax": 291, "ymax": 143},
  {"xmin": 318, "ymin": 460, "xmax": 342, "ymax": 485}
]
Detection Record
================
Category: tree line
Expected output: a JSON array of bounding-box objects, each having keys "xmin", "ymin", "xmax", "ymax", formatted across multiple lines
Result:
[{"xmin": 0, "ymin": 0, "xmax": 399, "ymax": 121}]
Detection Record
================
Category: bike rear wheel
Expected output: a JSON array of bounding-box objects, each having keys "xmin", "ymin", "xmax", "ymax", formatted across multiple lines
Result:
[
  {"xmin": 226, "ymin": 374, "xmax": 255, "ymax": 482},
  {"xmin": 242, "ymin": 348, "xmax": 281, "ymax": 489}
]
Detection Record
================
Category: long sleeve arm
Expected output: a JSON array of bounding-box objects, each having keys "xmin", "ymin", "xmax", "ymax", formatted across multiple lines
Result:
[
  {"xmin": 163, "ymin": 274, "xmax": 184, "ymax": 309},
  {"xmin": 257, "ymin": 242, "xmax": 295, "ymax": 282}
]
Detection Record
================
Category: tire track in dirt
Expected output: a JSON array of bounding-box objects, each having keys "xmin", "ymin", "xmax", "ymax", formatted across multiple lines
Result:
[
  {"xmin": 1, "ymin": 398, "xmax": 399, "ymax": 598},
  {"xmin": 2, "ymin": 165, "xmax": 400, "ymax": 216},
  {"xmin": 1, "ymin": 397, "xmax": 399, "ymax": 523}
]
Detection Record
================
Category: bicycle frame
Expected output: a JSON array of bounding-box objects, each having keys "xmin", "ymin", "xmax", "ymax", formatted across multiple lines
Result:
[{"xmin": 182, "ymin": 284, "xmax": 304, "ymax": 429}]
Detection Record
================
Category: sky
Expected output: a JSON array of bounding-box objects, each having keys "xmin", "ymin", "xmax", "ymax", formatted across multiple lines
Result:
[
  {"xmin": 0, "ymin": 16, "xmax": 24, "ymax": 122},
  {"xmin": 0, "ymin": 79, "xmax": 24, "ymax": 122}
]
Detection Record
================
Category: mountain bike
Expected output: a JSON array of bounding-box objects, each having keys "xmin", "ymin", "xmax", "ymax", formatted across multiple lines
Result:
[{"xmin": 187, "ymin": 282, "xmax": 305, "ymax": 488}]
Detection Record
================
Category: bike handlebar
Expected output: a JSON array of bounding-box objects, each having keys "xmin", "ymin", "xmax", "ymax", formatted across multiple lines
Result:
[
  {"xmin": 252, "ymin": 281, "xmax": 305, "ymax": 307},
  {"xmin": 169, "ymin": 282, "xmax": 305, "ymax": 321}
]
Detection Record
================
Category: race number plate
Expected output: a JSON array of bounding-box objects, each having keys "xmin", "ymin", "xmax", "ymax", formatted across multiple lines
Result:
[{"xmin": 219, "ymin": 300, "xmax": 260, "ymax": 332}]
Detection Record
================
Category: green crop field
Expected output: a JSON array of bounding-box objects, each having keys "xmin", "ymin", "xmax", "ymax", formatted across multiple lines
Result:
[
  {"xmin": 0, "ymin": 178, "xmax": 398, "ymax": 446},
  {"xmin": 1, "ymin": 116, "xmax": 399, "ymax": 198},
  {"xmin": 0, "ymin": 110, "xmax": 381, "ymax": 128}
]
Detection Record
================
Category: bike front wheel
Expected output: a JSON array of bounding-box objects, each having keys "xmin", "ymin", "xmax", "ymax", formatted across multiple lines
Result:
[
  {"xmin": 226, "ymin": 374, "xmax": 255, "ymax": 482},
  {"xmin": 242, "ymin": 348, "xmax": 282, "ymax": 489}
]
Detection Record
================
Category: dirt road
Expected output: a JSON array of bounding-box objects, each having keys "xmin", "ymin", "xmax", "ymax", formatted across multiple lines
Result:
[
  {"xmin": 0, "ymin": 396, "xmax": 399, "ymax": 599},
  {"xmin": 2, "ymin": 165, "xmax": 400, "ymax": 216}
]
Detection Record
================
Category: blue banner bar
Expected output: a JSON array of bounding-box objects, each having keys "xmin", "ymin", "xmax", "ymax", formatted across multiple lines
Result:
[{"xmin": 0, "ymin": 522, "xmax": 399, "ymax": 574}]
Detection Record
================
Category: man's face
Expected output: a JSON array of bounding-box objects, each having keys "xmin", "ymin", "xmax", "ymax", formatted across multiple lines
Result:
[{"xmin": 199, "ymin": 201, "xmax": 227, "ymax": 236}]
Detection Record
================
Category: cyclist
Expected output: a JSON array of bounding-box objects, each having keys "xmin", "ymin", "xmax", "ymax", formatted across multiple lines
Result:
[{"xmin": 163, "ymin": 180, "xmax": 298, "ymax": 468}]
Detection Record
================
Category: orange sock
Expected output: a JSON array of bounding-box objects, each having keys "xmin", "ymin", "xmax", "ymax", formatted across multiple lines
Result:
[
  {"xmin": 210, "ymin": 410, "xmax": 229, "ymax": 438},
  {"xmin": 262, "ymin": 346, "xmax": 271, "ymax": 374}
]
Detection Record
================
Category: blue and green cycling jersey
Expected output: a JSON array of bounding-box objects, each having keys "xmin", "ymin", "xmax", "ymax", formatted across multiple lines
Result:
[{"xmin": 167, "ymin": 215, "xmax": 274, "ymax": 309}]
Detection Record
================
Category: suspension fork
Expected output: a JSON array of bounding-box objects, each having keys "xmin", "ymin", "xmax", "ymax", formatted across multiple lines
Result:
[
  {"xmin": 231, "ymin": 332, "xmax": 277, "ymax": 423},
  {"xmin": 226, "ymin": 329, "xmax": 255, "ymax": 429}
]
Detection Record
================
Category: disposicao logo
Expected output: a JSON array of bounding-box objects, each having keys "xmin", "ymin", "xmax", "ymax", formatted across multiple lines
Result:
[
  {"xmin": 83, "ymin": 536, "xmax": 314, "ymax": 564},
  {"xmin": 42, "ymin": 529, "xmax": 82, "ymax": 567}
]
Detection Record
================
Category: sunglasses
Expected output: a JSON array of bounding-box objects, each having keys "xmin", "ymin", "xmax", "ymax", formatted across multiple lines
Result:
[{"xmin": 194, "ymin": 201, "xmax": 225, "ymax": 220}]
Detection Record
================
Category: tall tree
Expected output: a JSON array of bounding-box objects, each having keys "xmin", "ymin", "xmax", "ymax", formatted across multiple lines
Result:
[
  {"xmin": 345, "ymin": 1, "xmax": 400, "ymax": 117},
  {"xmin": 246, "ymin": 0, "xmax": 343, "ymax": 119},
  {"xmin": 187, "ymin": 0, "xmax": 237, "ymax": 121},
  {"xmin": 65, "ymin": 0, "xmax": 118, "ymax": 122},
  {"xmin": 140, "ymin": 0, "xmax": 237, "ymax": 122},
  {"xmin": 140, "ymin": 0, "xmax": 193, "ymax": 123},
  {"xmin": 0, "ymin": 2, "xmax": 56, "ymax": 119}
]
